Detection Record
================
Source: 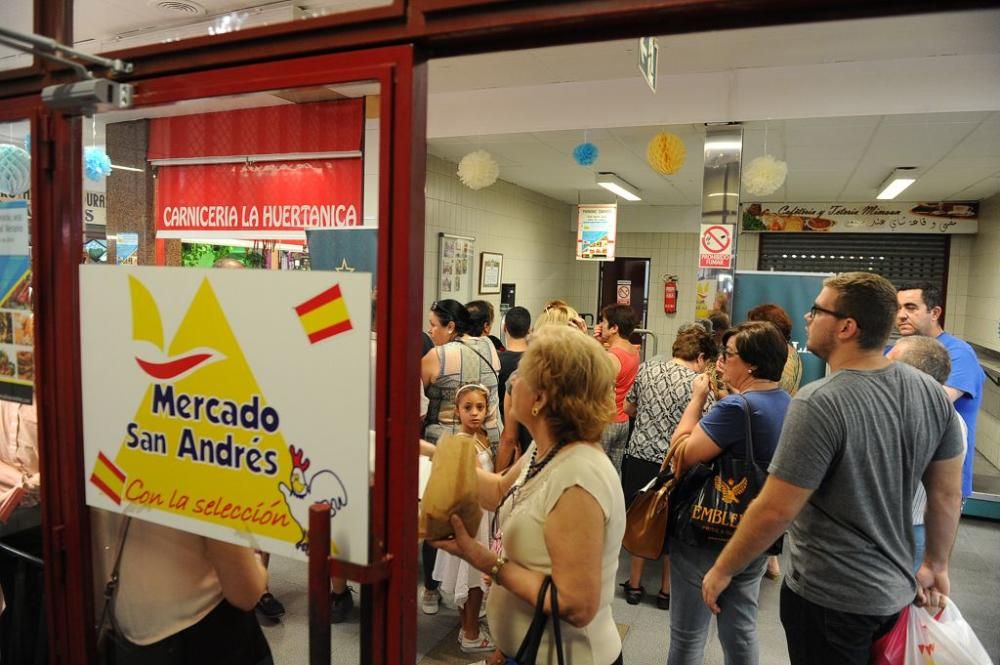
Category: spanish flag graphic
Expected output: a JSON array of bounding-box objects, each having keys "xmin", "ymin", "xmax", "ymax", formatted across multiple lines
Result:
[
  {"xmin": 90, "ymin": 451, "xmax": 126, "ymax": 505},
  {"xmin": 294, "ymin": 284, "xmax": 353, "ymax": 343}
]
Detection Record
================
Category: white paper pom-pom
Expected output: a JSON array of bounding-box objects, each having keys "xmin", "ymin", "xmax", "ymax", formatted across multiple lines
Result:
[
  {"xmin": 0, "ymin": 144, "xmax": 31, "ymax": 196},
  {"xmin": 457, "ymin": 150, "xmax": 499, "ymax": 190},
  {"xmin": 742, "ymin": 155, "xmax": 788, "ymax": 196}
]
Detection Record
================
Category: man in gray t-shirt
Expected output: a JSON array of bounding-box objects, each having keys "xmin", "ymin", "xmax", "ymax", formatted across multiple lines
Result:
[{"xmin": 701, "ymin": 273, "xmax": 964, "ymax": 665}]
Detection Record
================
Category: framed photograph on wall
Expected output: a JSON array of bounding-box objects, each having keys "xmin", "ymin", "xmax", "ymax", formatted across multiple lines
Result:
[
  {"xmin": 438, "ymin": 233, "xmax": 475, "ymax": 303},
  {"xmin": 479, "ymin": 252, "xmax": 503, "ymax": 294}
]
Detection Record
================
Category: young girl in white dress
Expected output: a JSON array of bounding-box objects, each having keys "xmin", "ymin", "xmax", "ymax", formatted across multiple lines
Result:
[{"xmin": 431, "ymin": 383, "xmax": 496, "ymax": 656}]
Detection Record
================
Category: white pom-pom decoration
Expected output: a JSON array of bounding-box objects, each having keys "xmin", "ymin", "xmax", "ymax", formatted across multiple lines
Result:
[
  {"xmin": 0, "ymin": 144, "xmax": 31, "ymax": 196},
  {"xmin": 457, "ymin": 150, "xmax": 499, "ymax": 190},
  {"xmin": 742, "ymin": 155, "xmax": 788, "ymax": 196}
]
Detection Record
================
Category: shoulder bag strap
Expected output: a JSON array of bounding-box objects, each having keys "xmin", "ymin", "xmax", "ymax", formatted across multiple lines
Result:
[
  {"xmin": 459, "ymin": 338, "xmax": 500, "ymax": 380},
  {"xmin": 99, "ymin": 516, "xmax": 132, "ymax": 636},
  {"xmin": 734, "ymin": 393, "xmax": 756, "ymax": 466},
  {"xmin": 549, "ymin": 577, "xmax": 566, "ymax": 665}
]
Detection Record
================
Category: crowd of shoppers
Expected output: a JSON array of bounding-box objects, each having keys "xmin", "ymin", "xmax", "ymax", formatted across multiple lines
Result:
[{"xmin": 421, "ymin": 271, "xmax": 968, "ymax": 665}]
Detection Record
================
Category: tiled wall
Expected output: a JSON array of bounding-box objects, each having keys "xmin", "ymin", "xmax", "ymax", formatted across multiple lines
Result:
[
  {"xmin": 963, "ymin": 194, "xmax": 1000, "ymax": 471},
  {"xmin": 963, "ymin": 194, "xmax": 1000, "ymax": 352},
  {"xmin": 423, "ymin": 155, "xmax": 586, "ymax": 325}
]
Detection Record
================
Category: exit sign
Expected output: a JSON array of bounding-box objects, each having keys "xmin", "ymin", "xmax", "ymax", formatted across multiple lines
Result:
[{"xmin": 638, "ymin": 36, "xmax": 658, "ymax": 94}]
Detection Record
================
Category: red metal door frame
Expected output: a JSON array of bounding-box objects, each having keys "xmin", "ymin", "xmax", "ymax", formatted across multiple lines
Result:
[{"xmin": 38, "ymin": 46, "xmax": 425, "ymax": 664}]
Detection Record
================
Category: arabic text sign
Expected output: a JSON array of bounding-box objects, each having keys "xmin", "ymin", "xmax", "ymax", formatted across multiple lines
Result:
[
  {"xmin": 699, "ymin": 224, "xmax": 734, "ymax": 269},
  {"xmin": 80, "ymin": 266, "xmax": 371, "ymax": 563},
  {"xmin": 740, "ymin": 202, "xmax": 978, "ymax": 234}
]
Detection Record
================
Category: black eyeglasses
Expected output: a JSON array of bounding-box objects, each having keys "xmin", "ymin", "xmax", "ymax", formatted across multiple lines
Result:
[
  {"xmin": 720, "ymin": 347, "xmax": 739, "ymax": 359},
  {"xmin": 808, "ymin": 304, "xmax": 847, "ymax": 319}
]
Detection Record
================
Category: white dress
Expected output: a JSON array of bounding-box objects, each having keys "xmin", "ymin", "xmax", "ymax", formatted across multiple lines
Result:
[{"xmin": 432, "ymin": 445, "xmax": 494, "ymax": 609}]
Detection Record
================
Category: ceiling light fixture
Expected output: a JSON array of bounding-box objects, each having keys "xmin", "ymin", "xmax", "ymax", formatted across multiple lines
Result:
[
  {"xmin": 876, "ymin": 167, "xmax": 918, "ymax": 200},
  {"xmin": 110, "ymin": 163, "xmax": 145, "ymax": 173},
  {"xmin": 596, "ymin": 172, "xmax": 641, "ymax": 201}
]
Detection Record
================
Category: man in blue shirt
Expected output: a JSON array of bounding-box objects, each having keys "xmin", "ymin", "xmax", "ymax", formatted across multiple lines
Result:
[{"xmin": 896, "ymin": 282, "xmax": 985, "ymax": 498}]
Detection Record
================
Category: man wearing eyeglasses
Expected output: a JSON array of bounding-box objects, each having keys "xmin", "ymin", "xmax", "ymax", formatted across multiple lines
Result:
[
  {"xmin": 700, "ymin": 272, "xmax": 964, "ymax": 665},
  {"xmin": 894, "ymin": 282, "xmax": 984, "ymax": 503}
]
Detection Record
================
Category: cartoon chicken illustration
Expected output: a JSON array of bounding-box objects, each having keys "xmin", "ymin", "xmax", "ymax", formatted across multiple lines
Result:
[{"xmin": 279, "ymin": 445, "xmax": 349, "ymax": 551}]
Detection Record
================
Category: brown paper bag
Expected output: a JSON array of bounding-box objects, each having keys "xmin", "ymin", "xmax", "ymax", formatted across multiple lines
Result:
[{"xmin": 419, "ymin": 434, "xmax": 483, "ymax": 540}]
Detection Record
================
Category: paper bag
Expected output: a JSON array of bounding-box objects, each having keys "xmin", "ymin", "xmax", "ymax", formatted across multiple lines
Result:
[{"xmin": 419, "ymin": 434, "xmax": 483, "ymax": 540}]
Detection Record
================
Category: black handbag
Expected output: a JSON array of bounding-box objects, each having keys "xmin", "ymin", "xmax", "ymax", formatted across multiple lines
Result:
[
  {"xmin": 505, "ymin": 575, "xmax": 565, "ymax": 665},
  {"xmin": 672, "ymin": 394, "xmax": 771, "ymax": 550}
]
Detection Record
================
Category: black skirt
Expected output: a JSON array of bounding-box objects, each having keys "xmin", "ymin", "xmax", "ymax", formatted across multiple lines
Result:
[{"xmin": 621, "ymin": 454, "xmax": 663, "ymax": 508}]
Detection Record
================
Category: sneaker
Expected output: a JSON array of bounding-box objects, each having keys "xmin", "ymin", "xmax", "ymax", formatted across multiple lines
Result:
[
  {"xmin": 620, "ymin": 581, "xmax": 645, "ymax": 605},
  {"xmin": 255, "ymin": 592, "xmax": 285, "ymax": 621},
  {"xmin": 460, "ymin": 629, "xmax": 496, "ymax": 654},
  {"xmin": 421, "ymin": 588, "xmax": 441, "ymax": 615},
  {"xmin": 330, "ymin": 587, "xmax": 354, "ymax": 624}
]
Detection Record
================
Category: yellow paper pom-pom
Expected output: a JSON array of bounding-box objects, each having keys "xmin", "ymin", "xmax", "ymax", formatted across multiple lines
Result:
[{"xmin": 646, "ymin": 132, "xmax": 686, "ymax": 176}]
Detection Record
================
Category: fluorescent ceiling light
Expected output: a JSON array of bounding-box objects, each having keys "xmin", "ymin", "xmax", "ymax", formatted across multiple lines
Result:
[
  {"xmin": 596, "ymin": 172, "xmax": 641, "ymax": 201},
  {"xmin": 704, "ymin": 140, "xmax": 743, "ymax": 151},
  {"xmin": 876, "ymin": 167, "xmax": 918, "ymax": 200},
  {"xmin": 111, "ymin": 163, "xmax": 144, "ymax": 173}
]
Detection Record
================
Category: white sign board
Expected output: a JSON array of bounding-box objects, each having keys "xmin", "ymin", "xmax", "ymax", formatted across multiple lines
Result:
[
  {"xmin": 80, "ymin": 266, "xmax": 371, "ymax": 563},
  {"xmin": 638, "ymin": 36, "xmax": 658, "ymax": 94},
  {"xmin": 576, "ymin": 204, "xmax": 618, "ymax": 261},
  {"xmin": 617, "ymin": 280, "xmax": 631, "ymax": 305},
  {"xmin": 698, "ymin": 223, "xmax": 735, "ymax": 269}
]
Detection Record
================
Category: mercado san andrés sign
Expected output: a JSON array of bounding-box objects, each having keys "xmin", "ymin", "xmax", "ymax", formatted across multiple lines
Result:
[
  {"xmin": 741, "ymin": 201, "xmax": 978, "ymax": 234},
  {"xmin": 80, "ymin": 266, "xmax": 371, "ymax": 563}
]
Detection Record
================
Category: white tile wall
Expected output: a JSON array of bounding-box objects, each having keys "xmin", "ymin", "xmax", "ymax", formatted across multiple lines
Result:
[
  {"xmin": 423, "ymin": 155, "xmax": 583, "ymax": 323},
  {"xmin": 963, "ymin": 194, "xmax": 1000, "ymax": 352}
]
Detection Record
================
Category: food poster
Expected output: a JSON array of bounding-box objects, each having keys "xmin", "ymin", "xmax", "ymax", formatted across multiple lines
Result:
[
  {"xmin": 0, "ymin": 201, "xmax": 33, "ymax": 404},
  {"xmin": 576, "ymin": 204, "xmax": 617, "ymax": 261},
  {"xmin": 438, "ymin": 234, "xmax": 474, "ymax": 302},
  {"xmin": 741, "ymin": 202, "xmax": 978, "ymax": 234},
  {"xmin": 80, "ymin": 266, "xmax": 372, "ymax": 563}
]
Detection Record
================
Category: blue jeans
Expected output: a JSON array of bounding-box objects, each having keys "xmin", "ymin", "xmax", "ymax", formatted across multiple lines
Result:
[
  {"xmin": 667, "ymin": 536, "xmax": 768, "ymax": 665},
  {"xmin": 912, "ymin": 524, "xmax": 925, "ymax": 573}
]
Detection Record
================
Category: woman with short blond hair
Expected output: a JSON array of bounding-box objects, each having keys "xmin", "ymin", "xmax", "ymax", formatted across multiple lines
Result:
[{"xmin": 433, "ymin": 325, "xmax": 626, "ymax": 665}]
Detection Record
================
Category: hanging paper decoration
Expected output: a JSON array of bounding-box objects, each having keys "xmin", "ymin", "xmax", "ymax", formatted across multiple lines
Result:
[
  {"xmin": 742, "ymin": 155, "xmax": 788, "ymax": 196},
  {"xmin": 572, "ymin": 142, "xmax": 599, "ymax": 166},
  {"xmin": 457, "ymin": 150, "xmax": 499, "ymax": 190},
  {"xmin": 0, "ymin": 144, "xmax": 31, "ymax": 196},
  {"xmin": 646, "ymin": 132, "xmax": 686, "ymax": 176},
  {"xmin": 84, "ymin": 146, "xmax": 113, "ymax": 182}
]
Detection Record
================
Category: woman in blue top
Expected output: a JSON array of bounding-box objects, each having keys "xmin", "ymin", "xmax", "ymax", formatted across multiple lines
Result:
[{"xmin": 666, "ymin": 321, "xmax": 792, "ymax": 665}]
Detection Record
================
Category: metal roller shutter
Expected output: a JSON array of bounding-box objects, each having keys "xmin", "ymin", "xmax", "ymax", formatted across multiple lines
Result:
[{"xmin": 757, "ymin": 233, "xmax": 950, "ymax": 298}]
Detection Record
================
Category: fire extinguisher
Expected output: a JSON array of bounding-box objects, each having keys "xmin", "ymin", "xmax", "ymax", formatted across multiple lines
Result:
[{"xmin": 663, "ymin": 275, "xmax": 678, "ymax": 314}]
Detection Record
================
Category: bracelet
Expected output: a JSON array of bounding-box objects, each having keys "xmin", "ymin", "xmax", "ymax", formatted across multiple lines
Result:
[{"xmin": 489, "ymin": 555, "xmax": 508, "ymax": 585}]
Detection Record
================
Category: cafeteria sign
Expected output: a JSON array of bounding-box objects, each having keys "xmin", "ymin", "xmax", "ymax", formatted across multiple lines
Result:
[
  {"xmin": 741, "ymin": 201, "xmax": 978, "ymax": 234},
  {"xmin": 80, "ymin": 266, "xmax": 371, "ymax": 563}
]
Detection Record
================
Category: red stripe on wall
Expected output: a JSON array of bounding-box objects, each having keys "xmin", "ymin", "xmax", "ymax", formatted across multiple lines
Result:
[{"xmin": 148, "ymin": 99, "xmax": 364, "ymax": 159}]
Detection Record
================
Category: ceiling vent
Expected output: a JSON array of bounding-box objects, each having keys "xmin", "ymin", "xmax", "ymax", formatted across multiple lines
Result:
[{"xmin": 148, "ymin": 0, "xmax": 207, "ymax": 16}]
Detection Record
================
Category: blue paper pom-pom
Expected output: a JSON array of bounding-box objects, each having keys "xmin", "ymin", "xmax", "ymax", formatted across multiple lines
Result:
[
  {"xmin": 84, "ymin": 147, "xmax": 112, "ymax": 182},
  {"xmin": 573, "ymin": 142, "xmax": 599, "ymax": 166}
]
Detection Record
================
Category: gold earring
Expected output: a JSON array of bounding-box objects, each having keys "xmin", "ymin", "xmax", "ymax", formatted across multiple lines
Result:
[{"xmin": 531, "ymin": 406, "xmax": 540, "ymax": 416}]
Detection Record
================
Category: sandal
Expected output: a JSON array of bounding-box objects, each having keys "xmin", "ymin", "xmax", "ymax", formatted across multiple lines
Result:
[
  {"xmin": 656, "ymin": 590, "xmax": 671, "ymax": 610},
  {"xmin": 620, "ymin": 581, "xmax": 645, "ymax": 605}
]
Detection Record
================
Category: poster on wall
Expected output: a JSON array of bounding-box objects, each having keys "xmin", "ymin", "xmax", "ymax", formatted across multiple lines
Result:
[
  {"xmin": 0, "ymin": 201, "xmax": 33, "ymax": 404},
  {"xmin": 438, "ymin": 233, "xmax": 475, "ymax": 302},
  {"xmin": 731, "ymin": 270, "xmax": 833, "ymax": 388},
  {"xmin": 80, "ymin": 266, "xmax": 372, "ymax": 563},
  {"xmin": 306, "ymin": 228, "xmax": 377, "ymax": 283},
  {"xmin": 116, "ymin": 233, "xmax": 139, "ymax": 265},
  {"xmin": 741, "ymin": 202, "xmax": 978, "ymax": 234},
  {"xmin": 576, "ymin": 204, "xmax": 617, "ymax": 261}
]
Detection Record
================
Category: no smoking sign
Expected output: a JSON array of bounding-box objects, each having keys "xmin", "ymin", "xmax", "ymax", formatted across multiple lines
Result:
[{"xmin": 699, "ymin": 223, "xmax": 735, "ymax": 269}]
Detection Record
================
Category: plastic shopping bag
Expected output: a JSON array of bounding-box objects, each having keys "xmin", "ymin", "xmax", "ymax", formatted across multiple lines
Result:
[
  {"xmin": 905, "ymin": 599, "xmax": 993, "ymax": 665},
  {"xmin": 873, "ymin": 600, "xmax": 993, "ymax": 665}
]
